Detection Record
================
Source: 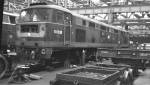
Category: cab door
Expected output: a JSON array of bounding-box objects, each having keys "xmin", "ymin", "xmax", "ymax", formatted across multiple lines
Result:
[
  {"xmin": 64, "ymin": 26, "xmax": 71, "ymax": 45},
  {"xmin": 64, "ymin": 13, "xmax": 72, "ymax": 45}
]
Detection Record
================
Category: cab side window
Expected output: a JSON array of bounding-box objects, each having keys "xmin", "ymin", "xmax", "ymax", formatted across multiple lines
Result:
[
  {"xmin": 9, "ymin": 16, "xmax": 16, "ymax": 24},
  {"xmin": 64, "ymin": 12, "xmax": 72, "ymax": 25},
  {"xmin": 3, "ymin": 14, "xmax": 9, "ymax": 23},
  {"xmin": 52, "ymin": 10, "xmax": 64, "ymax": 24}
]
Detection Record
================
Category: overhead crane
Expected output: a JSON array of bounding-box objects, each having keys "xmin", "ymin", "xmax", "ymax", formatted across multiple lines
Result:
[
  {"xmin": 69, "ymin": 5, "xmax": 150, "ymax": 14},
  {"xmin": 67, "ymin": 0, "xmax": 150, "ymax": 44},
  {"xmin": 69, "ymin": 5, "xmax": 150, "ymax": 25},
  {"xmin": 69, "ymin": 4, "xmax": 150, "ymax": 34}
]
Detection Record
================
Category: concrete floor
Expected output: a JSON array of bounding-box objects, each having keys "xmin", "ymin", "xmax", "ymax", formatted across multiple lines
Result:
[
  {"xmin": 0, "ymin": 60, "xmax": 113, "ymax": 85},
  {"xmin": 133, "ymin": 68, "xmax": 150, "ymax": 85},
  {"xmin": 0, "ymin": 68, "xmax": 73, "ymax": 85},
  {"xmin": 1, "ymin": 60, "xmax": 150, "ymax": 85}
]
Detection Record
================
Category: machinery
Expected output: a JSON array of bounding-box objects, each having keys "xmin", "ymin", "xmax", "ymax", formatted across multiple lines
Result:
[{"xmin": 98, "ymin": 42, "xmax": 150, "ymax": 75}]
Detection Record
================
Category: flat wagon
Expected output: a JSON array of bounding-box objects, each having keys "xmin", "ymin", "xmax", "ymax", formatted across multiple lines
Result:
[{"xmin": 50, "ymin": 64, "xmax": 131, "ymax": 85}]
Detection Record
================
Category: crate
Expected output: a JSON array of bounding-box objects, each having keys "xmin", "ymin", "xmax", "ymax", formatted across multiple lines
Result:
[{"xmin": 55, "ymin": 67, "xmax": 121, "ymax": 85}]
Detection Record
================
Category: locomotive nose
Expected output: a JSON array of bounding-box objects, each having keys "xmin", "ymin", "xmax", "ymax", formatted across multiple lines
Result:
[{"xmin": 17, "ymin": 23, "xmax": 46, "ymax": 38}]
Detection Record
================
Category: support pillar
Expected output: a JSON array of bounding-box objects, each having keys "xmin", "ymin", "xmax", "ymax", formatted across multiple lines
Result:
[
  {"xmin": 64, "ymin": 51, "xmax": 70, "ymax": 68},
  {"xmin": 95, "ymin": 50, "xmax": 99, "ymax": 62},
  {"xmin": 81, "ymin": 49, "xmax": 86, "ymax": 66}
]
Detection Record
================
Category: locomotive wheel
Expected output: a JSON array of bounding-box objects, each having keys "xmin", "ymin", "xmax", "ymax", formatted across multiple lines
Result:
[{"xmin": 0, "ymin": 55, "xmax": 8, "ymax": 79}]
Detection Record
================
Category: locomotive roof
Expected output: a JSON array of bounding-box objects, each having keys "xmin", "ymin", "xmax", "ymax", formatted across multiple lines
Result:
[
  {"xmin": 24, "ymin": 4, "xmax": 72, "ymax": 14},
  {"xmin": 3, "ymin": 11, "xmax": 19, "ymax": 17},
  {"xmin": 25, "ymin": 4, "xmax": 127, "ymax": 32},
  {"xmin": 72, "ymin": 13, "xmax": 127, "ymax": 32}
]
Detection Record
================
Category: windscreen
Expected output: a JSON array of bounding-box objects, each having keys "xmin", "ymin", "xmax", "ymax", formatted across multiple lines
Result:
[{"xmin": 19, "ymin": 8, "xmax": 52, "ymax": 22}]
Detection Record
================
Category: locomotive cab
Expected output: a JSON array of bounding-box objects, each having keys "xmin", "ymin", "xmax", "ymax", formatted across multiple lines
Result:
[
  {"xmin": 0, "ymin": 12, "xmax": 19, "ymax": 79},
  {"xmin": 15, "ymin": 3, "xmax": 73, "ymax": 67},
  {"xmin": 16, "ymin": 3, "xmax": 72, "ymax": 47},
  {"xmin": 2, "ymin": 12, "xmax": 18, "ymax": 54}
]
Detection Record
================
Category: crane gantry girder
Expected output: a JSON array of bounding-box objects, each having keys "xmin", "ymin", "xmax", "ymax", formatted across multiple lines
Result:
[
  {"xmin": 69, "ymin": 5, "xmax": 150, "ymax": 14},
  {"xmin": 111, "ymin": 19, "xmax": 150, "ymax": 25}
]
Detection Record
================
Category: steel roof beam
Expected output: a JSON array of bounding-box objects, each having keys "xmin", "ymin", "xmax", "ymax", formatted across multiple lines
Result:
[
  {"xmin": 113, "ymin": 23, "xmax": 150, "ymax": 25},
  {"xmin": 69, "ymin": 5, "xmax": 150, "ymax": 14},
  {"xmin": 99, "ymin": 17, "xmax": 150, "ymax": 25}
]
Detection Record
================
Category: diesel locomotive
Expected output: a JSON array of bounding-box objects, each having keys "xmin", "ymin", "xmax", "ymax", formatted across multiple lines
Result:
[
  {"xmin": 15, "ymin": 3, "xmax": 129, "ymax": 66},
  {"xmin": 0, "ymin": 11, "xmax": 19, "ymax": 78}
]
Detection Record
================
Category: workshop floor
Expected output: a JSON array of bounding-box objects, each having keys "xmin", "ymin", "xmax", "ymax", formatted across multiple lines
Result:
[
  {"xmin": 0, "ymin": 68, "xmax": 73, "ymax": 85},
  {"xmin": 1, "ymin": 60, "xmax": 150, "ymax": 85}
]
